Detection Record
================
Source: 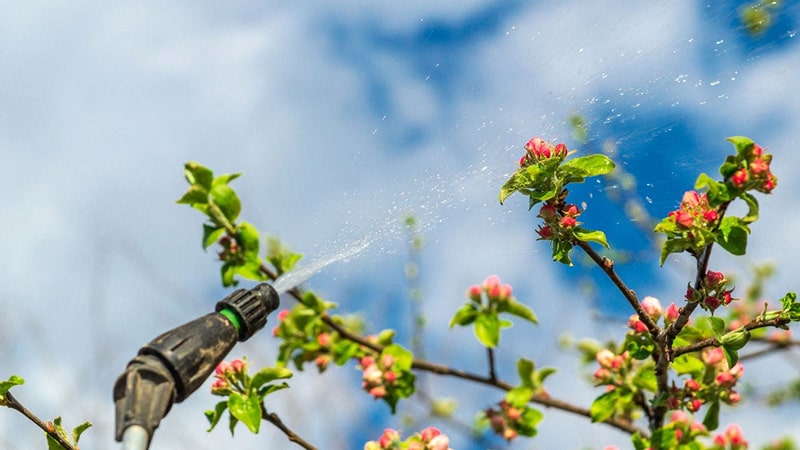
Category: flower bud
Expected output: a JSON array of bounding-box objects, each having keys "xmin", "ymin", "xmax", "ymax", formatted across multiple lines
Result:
[
  {"xmin": 420, "ymin": 427, "xmax": 442, "ymax": 442},
  {"xmin": 705, "ymin": 270, "xmax": 725, "ymax": 288},
  {"xmin": 378, "ymin": 429, "xmax": 400, "ymax": 448},
  {"xmin": 665, "ymin": 303, "xmax": 680, "ymax": 323},
  {"xmin": 640, "ymin": 296, "xmax": 663, "ymax": 319},
  {"xmin": 231, "ymin": 359, "xmax": 246, "ymax": 374}
]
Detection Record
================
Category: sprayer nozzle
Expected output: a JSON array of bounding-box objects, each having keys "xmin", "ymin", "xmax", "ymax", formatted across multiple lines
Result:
[{"xmin": 216, "ymin": 283, "xmax": 280, "ymax": 341}]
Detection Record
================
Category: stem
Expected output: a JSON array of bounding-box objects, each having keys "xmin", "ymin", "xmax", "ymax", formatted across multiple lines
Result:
[
  {"xmin": 3, "ymin": 392, "xmax": 78, "ymax": 450},
  {"xmin": 262, "ymin": 406, "xmax": 318, "ymax": 450},
  {"xmin": 487, "ymin": 348, "xmax": 498, "ymax": 382}
]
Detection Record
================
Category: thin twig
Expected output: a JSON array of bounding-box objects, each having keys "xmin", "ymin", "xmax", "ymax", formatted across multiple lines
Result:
[
  {"xmin": 487, "ymin": 348, "xmax": 498, "ymax": 382},
  {"xmin": 3, "ymin": 392, "xmax": 78, "ymax": 450},
  {"xmin": 261, "ymin": 407, "xmax": 318, "ymax": 450}
]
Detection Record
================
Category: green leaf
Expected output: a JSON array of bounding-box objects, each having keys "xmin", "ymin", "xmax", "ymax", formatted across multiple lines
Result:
[
  {"xmin": 205, "ymin": 401, "xmax": 228, "ymax": 432},
  {"xmin": 250, "ymin": 367, "xmax": 293, "ymax": 392},
  {"xmin": 702, "ymin": 399, "xmax": 720, "ymax": 431},
  {"xmin": 633, "ymin": 366, "xmax": 657, "ymax": 392},
  {"xmin": 377, "ymin": 329, "xmax": 396, "ymax": 345},
  {"xmin": 715, "ymin": 218, "xmax": 749, "ymax": 256},
  {"xmin": 184, "ymin": 162, "xmax": 214, "ymax": 190},
  {"xmin": 474, "ymin": 312, "xmax": 500, "ymax": 348},
  {"xmin": 722, "ymin": 346, "xmax": 739, "ymax": 368},
  {"xmin": 72, "ymin": 422, "xmax": 92, "ymax": 444},
  {"xmin": 212, "ymin": 173, "xmax": 242, "ymax": 187},
  {"xmin": 671, "ymin": 354, "xmax": 706, "ymax": 377},
  {"xmin": 720, "ymin": 328, "xmax": 750, "ymax": 351},
  {"xmin": 210, "ymin": 183, "xmax": 242, "ymax": 223},
  {"xmin": 505, "ymin": 386, "xmax": 534, "ymax": 408},
  {"xmin": 517, "ymin": 407, "xmax": 544, "ymax": 437},
  {"xmin": 236, "ymin": 221, "xmax": 260, "ymax": 259},
  {"xmin": 0, "ymin": 375, "xmax": 24, "ymax": 400},
  {"xmin": 383, "ymin": 344, "xmax": 414, "ymax": 371},
  {"xmin": 590, "ymin": 390, "xmax": 619, "ymax": 423},
  {"xmin": 726, "ymin": 136, "xmax": 755, "ymax": 156},
  {"xmin": 499, "ymin": 166, "xmax": 539, "ymax": 205},
  {"xmin": 551, "ymin": 239, "xmax": 574, "ymax": 266},
  {"xmin": 228, "ymin": 392, "xmax": 262, "ymax": 434},
  {"xmin": 560, "ymin": 154, "xmax": 615, "ymax": 178},
  {"xmin": 498, "ymin": 298, "xmax": 538, "ymax": 324},
  {"xmin": 177, "ymin": 184, "xmax": 209, "ymax": 205},
  {"xmin": 517, "ymin": 358, "xmax": 535, "ymax": 388},
  {"xmin": 202, "ymin": 224, "xmax": 225, "ymax": 249},
  {"xmin": 449, "ymin": 303, "xmax": 479, "ymax": 327},
  {"xmin": 708, "ymin": 316, "xmax": 726, "ymax": 337},
  {"xmin": 739, "ymin": 192, "xmax": 759, "ymax": 224},
  {"xmin": 573, "ymin": 228, "xmax": 610, "ymax": 248}
]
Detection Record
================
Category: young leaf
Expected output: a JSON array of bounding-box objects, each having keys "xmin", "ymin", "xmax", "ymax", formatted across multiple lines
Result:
[
  {"xmin": 590, "ymin": 390, "xmax": 619, "ymax": 423},
  {"xmin": 205, "ymin": 401, "xmax": 229, "ymax": 432},
  {"xmin": 250, "ymin": 366, "xmax": 293, "ymax": 391},
  {"xmin": 715, "ymin": 218, "xmax": 749, "ymax": 256},
  {"xmin": 560, "ymin": 154, "xmax": 615, "ymax": 178},
  {"xmin": 702, "ymin": 399, "xmax": 721, "ymax": 431},
  {"xmin": 474, "ymin": 312, "xmax": 501, "ymax": 348},
  {"xmin": 72, "ymin": 422, "xmax": 92, "ymax": 444},
  {"xmin": 506, "ymin": 386, "xmax": 534, "ymax": 407},
  {"xmin": 499, "ymin": 166, "xmax": 539, "ymax": 205},
  {"xmin": 184, "ymin": 161, "xmax": 214, "ymax": 190},
  {"xmin": 202, "ymin": 224, "xmax": 225, "ymax": 249},
  {"xmin": 573, "ymin": 228, "xmax": 610, "ymax": 248},
  {"xmin": 498, "ymin": 298, "xmax": 538, "ymax": 324},
  {"xmin": 228, "ymin": 392, "xmax": 262, "ymax": 434},
  {"xmin": 176, "ymin": 184, "xmax": 209, "ymax": 205},
  {"xmin": 210, "ymin": 183, "xmax": 242, "ymax": 223},
  {"xmin": 0, "ymin": 375, "xmax": 24, "ymax": 401},
  {"xmin": 449, "ymin": 303, "xmax": 479, "ymax": 327},
  {"xmin": 726, "ymin": 136, "xmax": 755, "ymax": 156},
  {"xmin": 517, "ymin": 358, "xmax": 535, "ymax": 388}
]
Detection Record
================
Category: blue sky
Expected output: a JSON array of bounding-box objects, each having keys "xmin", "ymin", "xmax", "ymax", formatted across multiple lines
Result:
[{"xmin": 2, "ymin": 2, "xmax": 800, "ymax": 449}]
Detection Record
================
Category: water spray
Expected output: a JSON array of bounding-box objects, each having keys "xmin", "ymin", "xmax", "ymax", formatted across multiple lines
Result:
[{"xmin": 113, "ymin": 283, "xmax": 279, "ymax": 450}]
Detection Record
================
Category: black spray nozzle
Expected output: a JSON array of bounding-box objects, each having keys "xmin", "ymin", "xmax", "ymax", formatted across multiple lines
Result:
[{"xmin": 114, "ymin": 283, "xmax": 279, "ymax": 446}]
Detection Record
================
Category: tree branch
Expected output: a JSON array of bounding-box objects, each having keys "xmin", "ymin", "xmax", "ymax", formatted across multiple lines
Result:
[
  {"xmin": 2, "ymin": 392, "xmax": 78, "ymax": 450},
  {"xmin": 262, "ymin": 406, "xmax": 318, "ymax": 450}
]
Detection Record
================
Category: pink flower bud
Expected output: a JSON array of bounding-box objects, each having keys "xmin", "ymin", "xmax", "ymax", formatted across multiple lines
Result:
[
  {"xmin": 317, "ymin": 332, "xmax": 332, "ymax": 347},
  {"xmin": 502, "ymin": 428, "xmax": 518, "ymax": 441},
  {"xmin": 369, "ymin": 386, "xmax": 386, "ymax": 398},
  {"xmin": 703, "ymin": 347, "xmax": 724, "ymax": 366},
  {"xmin": 428, "ymin": 434, "xmax": 450, "ymax": 450},
  {"xmin": 716, "ymin": 372, "xmax": 734, "ymax": 386},
  {"xmin": 704, "ymin": 296, "xmax": 720, "ymax": 311},
  {"xmin": 728, "ymin": 390, "xmax": 741, "ymax": 404},
  {"xmin": 215, "ymin": 361, "xmax": 232, "ymax": 377},
  {"xmin": 360, "ymin": 356, "xmax": 375, "ymax": 368},
  {"xmin": 730, "ymin": 362, "xmax": 744, "ymax": 379},
  {"xmin": 538, "ymin": 204, "xmax": 557, "ymax": 221},
  {"xmin": 560, "ymin": 215, "xmax": 577, "ymax": 228},
  {"xmin": 467, "ymin": 285, "xmax": 482, "ymax": 301},
  {"xmin": 687, "ymin": 399, "xmax": 702, "ymax": 412},
  {"xmin": 628, "ymin": 314, "xmax": 648, "ymax": 333},
  {"xmin": 564, "ymin": 204, "xmax": 580, "ymax": 216},
  {"xmin": 277, "ymin": 309, "xmax": 290, "ymax": 321},
  {"xmin": 703, "ymin": 209, "xmax": 718, "ymax": 223},
  {"xmin": 537, "ymin": 225, "xmax": 553, "ymax": 239},
  {"xmin": 670, "ymin": 410, "xmax": 690, "ymax": 424},
  {"xmin": 483, "ymin": 275, "xmax": 501, "ymax": 289},
  {"xmin": 674, "ymin": 210, "xmax": 694, "ymax": 228},
  {"xmin": 553, "ymin": 143, "xmax": 568, "ymax": 158},
  {"xmin": 640, "ymin": 296, "xmax": 663, "ymax": 319},
  {"xmin": 363, "ymin": 365, "xmax": 383, "ymax": 384},
  {"xmin": 383, "ymin": 370, "xmax": 397, "ymax": 383},
  {"xmin": 731, "ymin": 169, "xmax": 748, "ymax": 188},
  {"xmin": 665, "ymin": 303, "xmax": 680, "ymax": 323},
  {"xmin": 596, "ymin": 349, "xmax": 616, "ymax": 369},
  {"xmin": 681, "ymin": 191, "xmax": 701, "ymax": 207},
  {"xmin": 752, "ymin": 144, "xmax": 763, "ymax": 156},
  {"xmin": 725, "ymin": 424, "xmax": 746, "ymax": 446},
  {"xmin": 231, "ymin": 359, "xmax": 246, "ymax": 374},
  {"xmin": 378, "ymin": 429, "xmax": 400, "ymax": 448},
  {"xmin": 380, "ymin": 354, "xmax": 394, "ymax": 370},
  {"xmin": 420, "ymin": 427, "xmax": 442, "ymax": 442},
  {"xmin": 506, "ymin": 406, "xmax": 522, "ymax": 421},
  {"xmin": 750, "ymin": 157, "xmax": 769, "ymax": 175},
  {"xmin": 705, "ymin": 270, "xmax": 725, "ymax": 287}
]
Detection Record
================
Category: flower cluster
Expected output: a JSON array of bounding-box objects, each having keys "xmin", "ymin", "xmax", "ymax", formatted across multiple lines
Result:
[
  {"xmin": 364, "ymin": 427, "xmax": 451, "ymax": 450},
  {"xmin": 359, "ymin": 354, "xmax": 399, "ymax": 399},
  {"xmin": 519, "ymin": 137, "xmax": 568, "ymax": 166},
  {"xmin": 664, "ymin": 411, "xmax": 709, "ymax": 446},
  {"xmin": 484, "ymin": 400, "xmax": 531, "ymax": 441},
  {"xmin": 210, "ymin": 358, "xmax": 248, "ymax": 396},
  {"xmin": 535, "ymin": 202, "xmax": 582, "ymax": 240},
  {"xmin": 728, "ymin": 142, "xmax": 776, "ymax": 194},
  {"xmin": 668, "ymin": 191, "xmax": 719, "ymax": 231},
  {"xmin": 710, "ymin": 423, "xmax": 749, "ymax": 450},
  {"xmin": 685, "ymin": 270, "xmax": 737, "ymax": 313},
  {"xmin": 592, "ymin": 348, "xmax": 632, "ymax": 387},
  {"xmin": 467, "ymin": 275, "xmax": 513, "ymax": 303}
]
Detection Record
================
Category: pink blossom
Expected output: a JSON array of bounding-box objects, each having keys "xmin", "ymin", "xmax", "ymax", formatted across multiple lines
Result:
[
  {"xmin": 704, "ymin": 296, "xmax": 720, "ymax": 311},
  {"xmin": 725, "ymin": 424, "xmax": 747, "ymax": 446},
  {"xmin": 688, "ymin": 399, "xmax": 702, "ymax": 412},
  {"xmin": 670, "ymin": 410, "xmax": 690, "ymax": 424},
  {"xmin": 681, "ymin": 191, "xmax": 702, "ymax": 207},
  {"xmin": 378, "ymin": 429, "xmax": 400, "ymax": 448},
  {"xmin": 640, "ymin": 296, "xmax": 663, "ymax": 319},
  {"xmin": 360, "ymin": 356, "xmax": 375, "ymax": 368},
  {"xmin": 750, "ymin": 157, "xmax": 769, "ymax": 175},
  {"xmin": 705, "ymin": 270, "xmax": 725, "ymax": 287},
  {"xmin": 230, "ymin": 359, "xmax": 246, "ymax": 374},
  {"xmin": 703, "ymin": 347, "xmax": 725, "ymax": 366},
  {"xmin": 628, "ymin": 314, "xmax": 648, "ymax": 333},
  {"xmin": 731, "ymin": 169, "xmax": 748, "ymax": 188},
  {"xmin": 317, "ymin": 333, "xmax": 331, "ymax": 347},
  {"xmin": 215, "ymin": 361, "xmax": 232, "ymax": 377},
  {"xmin": 363, "ymin": 365, "xmax": 383, "ymax": 384},
  {"xmin": 674, "ymin": 210, "xmax": 694, "ymax": 228},
  {"xmin": 502, "ymin": 428, "xmax": 518, "ymax": 441},
  {"xmin": 560, "ymin": 216, "xmax": 577, "ymax": 228},
  {"xmin": 716, "ymin": 372, "xmax": 735, "ymax": 387},
  {"xmin": 277, "ymin": 309, "xmax": 290, "ymax": 321},
  {"xmin": 685, "ymin": 379, "xmax": 700, "ymax": 391},
  {"xmin": 467, "ymin": 285, "xmax": 482, "ymax": 301},
  {"xmin": 383, "ymin": 371, "xmax": 397, "ymax": 383},
  {"xmin": 665, "ymin": 303, "xmax": 680, "ymax": 323},
  {"xmin": 703, "ymin": 209, "xmax": 718, "ymax": 223},
  {"xmin": 419, "ymin": 427, "xmax": 442, "ymax": 442},
  {"xmin": 553, "ymin": 143, "xmax": 568, "ymax": 158},
  {"xmin": 728, "ymin": 390, "xmax": 741, "ymax": 404},
  {"xmin": 369, "ymin": 386, "xmax": 386, "ymax": 398},
  {"xmin": 538, "ymin": 204, "xmax": 557, "ymax": 220},
  {"xmin": 483, "ymin": 275, "xmax": 501, "ymax": 289},
  {"xmin": 596, "ymin": 349, "xmax": 616, "ymax": 369},
  {"xmin": 380, "ymin": 354, "xmax": 394, "ymax": 370},
  {"xmin": 564, "ymin": 204, "xmax": 580, "ymax": 216},
  {"xmin": 427, "ymin": 434, "xmax": 450, "ymax": 450},
  {"xmin": 536, "ymin": 225, "xmax": 553, "ymax": 239},
  {"xmin": 752, "ymin": 144, "xmax": 763, "ymax": 156}
]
